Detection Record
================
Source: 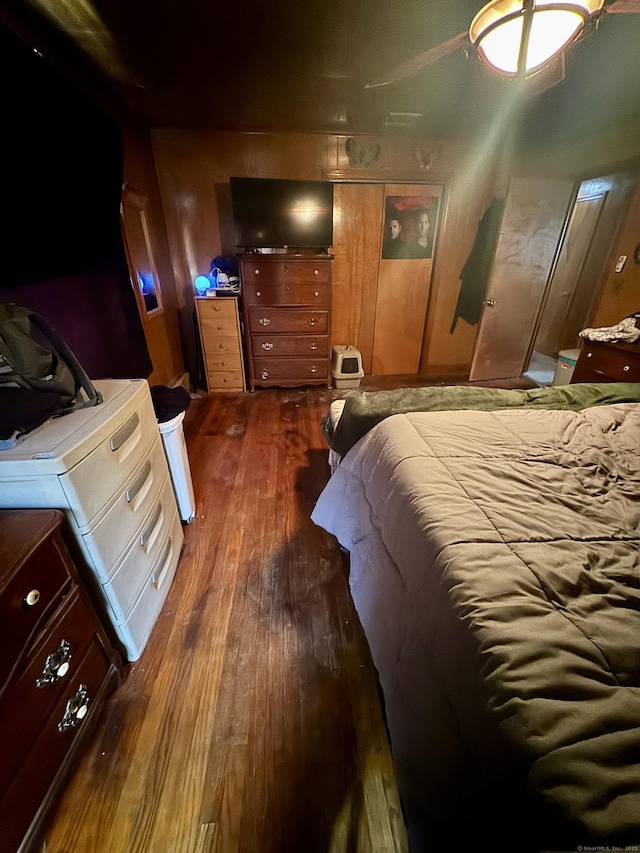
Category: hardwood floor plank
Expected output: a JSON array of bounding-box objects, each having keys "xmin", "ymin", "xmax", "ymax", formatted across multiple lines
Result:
[{"xmin": 44, "ymin": 381, "xmax": 485, "ymax": 853}]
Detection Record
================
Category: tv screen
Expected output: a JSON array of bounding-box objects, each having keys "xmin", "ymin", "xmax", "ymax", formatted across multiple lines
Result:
[{"xmin": 230, "ymin": 177, "xmax": 334, "ymax": 250}]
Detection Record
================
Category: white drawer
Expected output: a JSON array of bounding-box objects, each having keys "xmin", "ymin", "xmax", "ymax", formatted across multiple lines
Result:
[
  {"xmin": 104, "ymin": 477, "xmax": 181, "ymax": 623},
  {"xmin": 60, "ymin": 391, "xmax": 159, "ymax": 528},
  {"xmin": 106, "ymin": 507, "xmax": 184, "ymax": 661},
  {"xmin": 79, "ymin": 437, "xmax": 169, "ymax": 580}
]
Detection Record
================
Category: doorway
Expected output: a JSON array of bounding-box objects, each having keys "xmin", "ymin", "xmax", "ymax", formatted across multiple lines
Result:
[{"xmin": 469, "ymin": 171, "xmax": 636, "ymax": 384}]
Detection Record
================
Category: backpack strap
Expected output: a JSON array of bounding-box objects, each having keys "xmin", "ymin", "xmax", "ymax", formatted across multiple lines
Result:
[{"xmin": 28, "ymin": 310, "xmax": 103, "ymax": 410}]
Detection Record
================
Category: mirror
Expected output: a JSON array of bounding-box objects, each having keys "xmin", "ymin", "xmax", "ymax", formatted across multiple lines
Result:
[{"xmin": 120, "ymin": 185, "xmax": 163, "ymax": 316}]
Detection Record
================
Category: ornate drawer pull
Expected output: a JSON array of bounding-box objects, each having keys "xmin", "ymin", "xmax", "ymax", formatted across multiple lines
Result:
[
  {"xmin": 58, "ymin": 684, "xmax": 90, "ymax": 732},
  {"xmin": 261, "ymin": 342, "xmax": 274, "ymax": 351},
  {"xmin": 24, "ymin": 589, "xmax": 41, "ymax": 607},
  {"xmin": 309, "ymin": 342, "xmax": 318, "ymax": 351},
  {"xmin": 623, "ymin": 365, "xmax": 630, "ymax": 372},
  {"xmin": 308, "ymin": 318, "xmax": 318, "ymax": 326},
  {"xmin": 261, "ymin": 369, "xmax": 269, "ymax": 380},
  {"xmin": 258, "ymin": 318, "xmax": 271, "ymax": 326},
  {"xmin": 37, "ymin": 639, "xmax": 72, "ymax": 687},
  {"xmin": 309, "ymin": 365, "xmax": 318, "ymax": 374}
]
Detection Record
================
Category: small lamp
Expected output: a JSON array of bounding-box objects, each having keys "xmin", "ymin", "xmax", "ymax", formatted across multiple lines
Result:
[{"xmin": 470, "ymin": 0, "xmax": 604, "ymax": 77}]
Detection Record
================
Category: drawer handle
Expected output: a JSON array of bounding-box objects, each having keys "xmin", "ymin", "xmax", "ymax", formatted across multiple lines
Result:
[
  {"xmin": 261, "ymin": 342, "xmax": 274, "ymax": 351},
  {"xmin": 58, "ymin": 684, "xmax": 90, "ymax": 732},
  {"xmin": 141, "ymin": 503, "xmax": 163, "ymax": 549},
  {"xmin": 309, "ymin": 342, "xmax": 318, "ymax": 351},
  {"xmin": 587, "ymin": 352, "xmax": 593, "ymax": 358},
  {"xmin": 37, "ymin": 639, "xmax": 72, "ymax": 687},
  {"xmin": 308, "ymin": 318, "xmax": 318, "ymax": 326},
  {"xmin": 110, "ymin": 413, "xmax": 139, "ymax": 452},
  {"xmin": 261, "ymin": 369, "xmax": 269, "ymax": 380},
  {"xmin": 623, "ymin": 365, "xmax": 630, "ymax": 372},
  {"xmin": 256, "ymin": 291, "xmax": 261, "ymax": 297},
  {"xmin": 254, "ymin": 269, "xmax": 260, "ymax": 275},
  {"xmin": 152, "ymin": 539, "xmax": 173, "ymax": 590},
  {"xmin": 258, "ymin": 318, "xmax": 271, "ymax": 326},
  {"xmin": 314, "ymin": 269, "xmax": 319, "ymax": 275},
  {"xmin": 314, "ymin": 291, "xmax": 319, "ymax": 297},
  {"xmin": 127, "ymin": 460, "xmax": 152, "ymax": 505},
  {"xmin": 309, "ymin": 365, "xmax": 318, "ymax": 374},
  {"xmin": 24, "ymin": 588, "xmax": 41, "ymax": 608}
]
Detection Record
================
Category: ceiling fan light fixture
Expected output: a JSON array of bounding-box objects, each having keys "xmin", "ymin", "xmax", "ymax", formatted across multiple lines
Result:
[{"xmin": 470, "ymin": 0, "xmax": 605, "ymax": 76}]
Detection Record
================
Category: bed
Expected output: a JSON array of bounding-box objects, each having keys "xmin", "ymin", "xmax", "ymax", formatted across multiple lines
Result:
[{"xmin": 311, "ymin": 383, "xmax": 640, "ymax": 853}]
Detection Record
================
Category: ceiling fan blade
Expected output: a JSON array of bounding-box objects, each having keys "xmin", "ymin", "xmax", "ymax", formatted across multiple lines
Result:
[
  {"xmin": 605, "ymin": 0, "xmax": 640, "ymax": 12},
  {"xmin": 364, "ymin": 31, "xmax": 469, "ymax": 89}
]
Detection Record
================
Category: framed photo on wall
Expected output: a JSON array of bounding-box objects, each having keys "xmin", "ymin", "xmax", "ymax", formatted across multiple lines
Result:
[{"xmin": 381, "ymin": 194, "xmax": 440, "ymax": 259}]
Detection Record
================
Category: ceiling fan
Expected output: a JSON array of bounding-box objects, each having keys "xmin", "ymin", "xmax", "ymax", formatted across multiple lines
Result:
[{"xmin": 364, "ymin": 0, "xmax": 640, "ymax": 90}]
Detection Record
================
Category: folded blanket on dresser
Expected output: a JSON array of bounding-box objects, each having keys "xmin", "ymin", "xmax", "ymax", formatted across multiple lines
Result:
[{"xmin": 312, "ymin": 401, "xmax": 640, "ymax": 852}]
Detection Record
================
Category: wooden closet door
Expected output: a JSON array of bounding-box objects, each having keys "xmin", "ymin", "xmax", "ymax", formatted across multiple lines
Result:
[{"xmin": 372, "ymin": 184, "xmax": 442, "ymax": 375}]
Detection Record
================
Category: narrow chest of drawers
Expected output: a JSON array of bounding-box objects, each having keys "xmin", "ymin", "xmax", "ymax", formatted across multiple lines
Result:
[
  {"xmin": 240, "ymin": 254, "xmax": 333, "ymax": 391},
  {"xmin": 0, "ymin": 509, "xmax": 122, "ymax": 853},
  {"xmin": 196, "ymin": 296, "xmax": 246, "ymax": 392}
]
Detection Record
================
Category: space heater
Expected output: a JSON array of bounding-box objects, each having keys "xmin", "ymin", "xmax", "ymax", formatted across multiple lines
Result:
[{"xmin": 331, "ymin": 345, "xmax": 364, "ymax": 389}]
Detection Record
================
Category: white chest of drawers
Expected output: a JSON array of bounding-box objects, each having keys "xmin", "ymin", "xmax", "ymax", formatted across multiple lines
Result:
[{"xmin": 0, "ymin": 379, "xmax": 183, "ymax": 662}]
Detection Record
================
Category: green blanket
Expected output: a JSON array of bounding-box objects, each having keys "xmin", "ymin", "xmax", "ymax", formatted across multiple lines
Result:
[{"xmin": 322, "ymin": 382, "xmax": 640, "ymax": 457}]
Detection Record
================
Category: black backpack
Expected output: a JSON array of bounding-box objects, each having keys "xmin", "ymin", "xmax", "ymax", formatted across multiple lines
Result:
[{"xmin": 0, "ymin": 303, "xmax": 103, "ymax": 442}]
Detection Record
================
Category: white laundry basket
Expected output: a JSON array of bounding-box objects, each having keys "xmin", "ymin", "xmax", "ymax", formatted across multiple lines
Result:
[{"xmin": 158, "ymin": 411, "xmax": 196, "ymax": 522}]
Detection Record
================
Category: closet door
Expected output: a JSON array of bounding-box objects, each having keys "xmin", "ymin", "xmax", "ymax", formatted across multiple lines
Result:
[{"xmin": 372, "ymin": 184, "xmax": 442, "ymax": 374}]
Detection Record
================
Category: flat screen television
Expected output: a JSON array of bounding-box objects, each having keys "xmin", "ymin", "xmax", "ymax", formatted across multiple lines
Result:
[{"xmin": 230, "ymin": 177, "xmax": 334, "ymax": 250}]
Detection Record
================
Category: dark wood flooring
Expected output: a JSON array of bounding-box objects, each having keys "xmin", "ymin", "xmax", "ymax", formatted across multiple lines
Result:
[{"xmin": 43, "ymin": 375, "xmax": 536, "ymax": 853}]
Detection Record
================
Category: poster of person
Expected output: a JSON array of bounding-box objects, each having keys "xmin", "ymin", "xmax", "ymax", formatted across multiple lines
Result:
[{"xmin": 381, "ymin": 195, "xmax": 439, "ymax": 259}]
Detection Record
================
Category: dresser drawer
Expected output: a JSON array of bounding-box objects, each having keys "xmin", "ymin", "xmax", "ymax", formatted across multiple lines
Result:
[
  {"xmin": 201, "ymin": 334, "xmax": 242, "ymax": 358},
  {"xmin": 247, "ymin": 308, "xmax": 329, "ymax": 334},
  {"xmin": 252, "ymin": 334, "xmax": 329, "ymax": 358},
  {"xmin": 206, "ymin": 370, "xmax": 245, "ymax": 391},
  {"xmin": 79, "ymin": 437, "xmax": 168, "ymax": 580},
  {"xmin": 0, "ymin": 639, "xmax": 115, "ymax": 853},
  {"xmin": 0, "ymin": 589, "xmax": 95, "ymax": 796},
  {"xmin": 113, "ymin": 513, "xmax": 183, "ymax": 660},
  {"xmin": 242, "ymin": 259, "xmax": 331, "ymax": 287},
  {"xmin": 244, "ymin": 280, "xmax": 330, "ymax": 307},
  {"xmin": 0, "ymin": 536, "xmax": 71, "ymax": 691},
  {"xmin": 573, "ymin": 341, "xmax": 640, "ymax": 383},
  {"xmin": 60, "ymin": 392, "xmax": 159, "ymax": 528},
  {"xmin": 252, "ymin": 358, "xmax": 329, "ymax": 383},
  {"xmin": 204, "ymin": 351, "xmax": 244, "ymax": 372},
  {"xmin": 198, "ymin": 305, "xmax": 241, "ymax": 338},
  {"xmin": 104, "ymin": 476, "xmax": 181, "ymax": 621},
  {"xmin": 196, "ymin": 297, "xmax": 238, "ymax": 321}
]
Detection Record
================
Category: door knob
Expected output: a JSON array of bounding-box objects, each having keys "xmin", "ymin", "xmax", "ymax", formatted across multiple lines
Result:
[{"xmin": 485, "ymin": 299, "xmax": 496, "ymax": 307}]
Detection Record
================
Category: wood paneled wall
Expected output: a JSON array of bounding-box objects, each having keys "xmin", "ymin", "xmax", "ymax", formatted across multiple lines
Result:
[
  {"xmin": 151, "ymin": 129, "xmax": 496, "ymax": 378},
  {"xmin": 147, "ymin": 127, "xmax": 639, "ymax": 382},
  {"xmin": 589, "ymin": 178, "xmax": 640, "ymax": 326}
]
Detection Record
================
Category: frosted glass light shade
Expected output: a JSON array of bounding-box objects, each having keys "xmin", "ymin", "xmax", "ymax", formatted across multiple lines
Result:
[{"xmin": 470, "ymin": 0, "xmax": 605, "ymax": 75}]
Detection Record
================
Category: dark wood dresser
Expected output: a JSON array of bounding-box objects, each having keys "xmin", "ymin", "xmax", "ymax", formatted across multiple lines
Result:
[
  {"xmin": 240, "ymin": 253, "xmax": 333, "ymax": 391},
  {"xmin": 0, "ymin": 509, "xmax": 122, "ymax": 853},
  {"xmin": 571, "ymin": 337, "xmax": 640, "ymax": 383}
]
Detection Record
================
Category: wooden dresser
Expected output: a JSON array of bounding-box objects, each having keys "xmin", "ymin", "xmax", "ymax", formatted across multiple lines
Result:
[
  {"xmin": 195, "ymin": 296, "xmax": 246, "ymax": 392},
  {"xmin": 0, "ymin": 509, "xmax": 122, "ymax": 853},
  {"xmin": 571, "ymin": 338, "xmax": 640, "ymax": 383},
  {"xmin": 240, "ymin": 254, "xmax": 333, "ymax": 391}
]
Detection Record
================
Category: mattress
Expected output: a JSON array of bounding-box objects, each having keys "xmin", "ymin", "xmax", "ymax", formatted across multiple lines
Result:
[{"xmin": 312, "ymin": 402, "xmax": 640, "ymax": 852}]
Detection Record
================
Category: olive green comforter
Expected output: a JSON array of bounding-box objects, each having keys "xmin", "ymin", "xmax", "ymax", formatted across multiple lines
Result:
[{"xmin": 312, "ymin": 398, "xmax": 640, "ymax": 852}]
